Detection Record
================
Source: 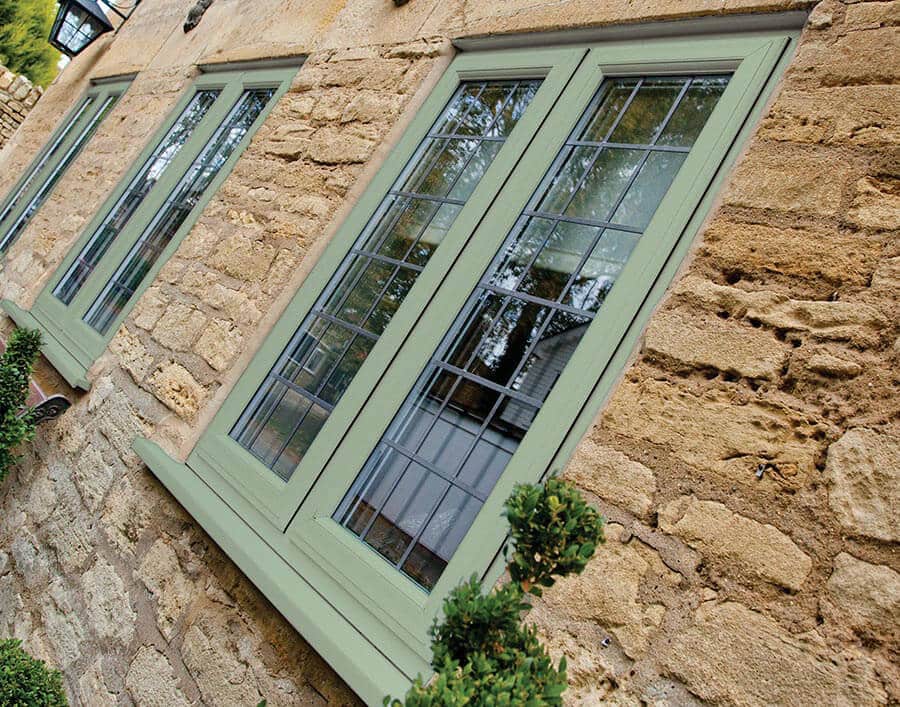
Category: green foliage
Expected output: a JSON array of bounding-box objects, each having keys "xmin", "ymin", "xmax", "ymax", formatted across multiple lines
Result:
[
  {"xmin": 0, "ymin": 0, "xmax": 60, "ymax": 87},
  {"xmin": 0, "ymin": 327, "xmax": 42, "ymax": 483},
  {"xmin": 0, "ymin": 639, "xmax": 68, "ymax": 707},
  {"xmin": 505, "ymin": 477, "xmax": 606, "ymax": 597},
  {"xmin": 387, "ymin": 478, "xmax": 604, "ymax": 706}
]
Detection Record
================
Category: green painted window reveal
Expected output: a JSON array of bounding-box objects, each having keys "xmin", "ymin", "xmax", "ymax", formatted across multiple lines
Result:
[
  {"xmin": 232, "ymin": 80, "xmax": 541, "ymax": 481},
  {"xmin": 334, "ymin": 75, "xmax": 730, "ymax": 590},
  {"xmin": 84, "ymin": 87, "xmax": 277, "ymax": 334},
  {"xmin": 5, "ymin": 66, "xmax": 297, "ymax": 390},
  {"xmin": 0, "ymin": 80, "xmax": 129, "ymax": 254},
  {"xmin": 135, "ymin": 34, "xmax": 795, "ymax": 703},
  {"xmin": 53, "ymin": 90, "xmax": 221, "ymax": 304}
]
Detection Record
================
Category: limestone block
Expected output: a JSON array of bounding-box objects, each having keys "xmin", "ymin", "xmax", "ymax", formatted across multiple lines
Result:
[
  {"xmin": 826, "ymin": 428, "xmax": 900, "ymax": 541},
  {"xmin": 698, "ymin": 220, "xmax": 882, "ymax": 294},
  {"xmin": 791, "ymin": 28, "xmax": 900, "ymax": 86},
  {"xmin": 78, "ymin": 658, "xmax": 118, "ymax": 707},
  {"xmin": 208, "ymin": 232, "xmax": 277, "ymax": 281},
  {"xmin": 806, "ymin": 351, "xmax": 862, "ymax": 378},
  {"xmin": 723, "ymin": 147, "xmax": 846, "ymax": 216},
  {"xmin": 11, "ymin": 532, "xmax": 49, "ymax": 589},
  {"xmin": 44, "ymin": 495, "xmax": 94, "ymax": 572},
  {"xmin": 125, "ymin": 646, "xmax": 190, "ymax": 707},
  {"xmin": 110, "ymin": 327, "xmax": 155, "ymax": 383},
  {"xmin": 71, "ymin": 439, "xmax": 115, "ymax": 514},
  {"xmin": 83, "ymin": 557, "xmax": 137, "ymax": 645},
  {"xmin": 101, "ymin": 476, "xmax": 152, "ymax": 556},
  {"xmin": 847, "ymin": 176, "xmax": 900, "ymax": 231},
  {"xmin": 602, "ymin": 377, "xmax": 823, "ymax": 487},
  {"xmin": 658, "ymin": 496, "xmax": 812, "ymax": 591},
  {"xmin": 137, "ymin": 540, "xmax": 196, "ymax": 639},
  {"xmin": 41, "ymin": 579, "xmax": 85, "ymax": 669},
  {"xmin": 149, "ymin": 361, "xmax": 207, "ymax": 420},
  {"xmin": 564, "ymin": 440, "xmax": 656, "ymax": 518},
  {"xmin": 151, "ymin": 303, "xmax": 208, "ymax": 352},
  {"xmin": 195, "ymin": 318, "xmax": 243, "ymax": 372},
  {"xmin": 132, "ymin": 289, "xmax": 169, "ymax": 330},
  {"xmin": 662, "ymin": 602, "xmax": 887, "ymax": 706},
  {"xmin": 845, "ymin": 0, "xmax": 900, "ymax": 28},
  {"xmin": 308, "ymin": 126, "xmax": 378, "ymax": 164},
  {"xmin": 643, "ymin": 310, "xmax": 788, "ymax": 380},
  {"xmin": 672, "ymin": 276, "xmax": 888, "ymax": 348},
  {"xmin": 827, "ymin": 552, "xmax": 900, "ymax": 641},
  {"xmin": 539, "ymin": 525, "xmax": 677, "ymax": 658}
]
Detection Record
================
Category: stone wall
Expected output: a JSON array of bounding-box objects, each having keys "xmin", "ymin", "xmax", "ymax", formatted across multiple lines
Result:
[
  {"xmin": 0, "ymin": 66, "xmax": 42, "ymax": 152},
  {"xmin": 0, "ymin": 0, "xmax": 897, "ymax": 705}
]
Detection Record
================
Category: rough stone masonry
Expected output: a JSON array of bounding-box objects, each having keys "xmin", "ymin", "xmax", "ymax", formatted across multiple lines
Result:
[
  {"xmin": 0, "ymin": 0, "xmax": 897, "ymax": 705},
  {"xmin": 0, "ymin": 65, "xmax": 41, "ymax": 152}
]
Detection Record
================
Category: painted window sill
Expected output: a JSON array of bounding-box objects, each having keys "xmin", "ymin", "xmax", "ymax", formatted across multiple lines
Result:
[
  {"xmin": 1, "ymin": 299, "xmax": 91, "ymax": 391},
  {"xmin": 132, "ymin": 436, "xmax": 413, "ymax": 704}
]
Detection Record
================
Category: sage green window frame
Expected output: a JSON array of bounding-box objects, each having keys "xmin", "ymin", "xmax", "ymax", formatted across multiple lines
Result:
[
  {"xmin": 3, "ymin": 65, "xmax": 298, "ymax": 390},
  {"xmin": 0, "ymin": 77, "xmax": 131, "ymax": 255},
  {"xmin": 136, "ymin": 31, "xmax": 797, "ymax": 704}
]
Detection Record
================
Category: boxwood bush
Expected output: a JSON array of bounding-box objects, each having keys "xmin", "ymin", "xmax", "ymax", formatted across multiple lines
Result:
[
  {"xmin": 0, "ymin": 327, "xmax": 42, "ymax": 484},
  {"xmin": 0, "ymin": 639, "xmax": 68, "ymax": 706},
  {"xmin": 388, "ymin": 477, "xmax": 605, "ymax": 706}
]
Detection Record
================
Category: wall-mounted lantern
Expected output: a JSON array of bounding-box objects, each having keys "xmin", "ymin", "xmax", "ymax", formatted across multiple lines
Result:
[{"xmin": 49, "ymin": 0, "xmax": 139, "ymax": 57}]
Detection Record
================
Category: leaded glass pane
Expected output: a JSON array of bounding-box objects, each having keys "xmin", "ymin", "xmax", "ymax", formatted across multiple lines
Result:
[
  {"xmin": 336, "ymin": 74, "xmax": 731, "ymax": 590},
  {"xmin": 232, "ymin": 80, "xmax": 542, "ymax": 481},
  {"xmin": 0, "ymin": 94, "xmax": 122, "ymax": 253},
  {"xmin": 54, "ymin": 90, "xmax": 219, "ymax": 304},
  {"xmin": 84, "ymin": 88, "xmax": 277, "ymax": 334}
]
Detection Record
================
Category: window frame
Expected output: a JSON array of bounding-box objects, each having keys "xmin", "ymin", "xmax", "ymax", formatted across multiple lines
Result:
[
  {"xmin": 3, "ymin": 65, "xmax": 298, "ymax": 390},
  {"xmin": 0, "ymin": 77, "xmax": 131, "ymax": 255},
  {"xmin": 188, "ymin": 47, "xmax": 586, "ymax": 529},
  {"xmin": 136, "ymin": 30, "xmax": 798, "ymax": 704}
]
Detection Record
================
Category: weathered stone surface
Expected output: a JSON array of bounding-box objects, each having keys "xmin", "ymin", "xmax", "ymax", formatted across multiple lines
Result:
[
  {"xmin": 152, "ymin": 303, "xmax": 208, "ymax": 352},
  {"xmin": 603, "ymin": 376, "xmax": 822, "ymax": 487},
  {"xmin": 11, "ymin": 532, "xmax": 49, "ymax": 588},
  {"xmin": 78, "ymin": 658, "xmax": 118, "ymax": 707},
  {"xmin": 698, "ymin": 220, "xmax": 882, "ymax": 295},
  {"xmin": 110, "ymin": 326, "xmax": 155, "ymax": 383},
  {"xmin": 659, "ymin": 496, "xmax": 812, "ymax": 591},
  {"xmin": 148, "ymin": 361, "xmax": 207, "ymax": 420},
  {"xmin": 208, "ymin": 232, "xmax": 276, "ymax": 281},
  {"xmin": 845, "ymin": 0, "xmax": 900, "ymax": 28},
  {"xmin": 41, "ymin": 579, "xmax": 85, "ymax": 669},
  {"xmin": 540, "ymin": 525, "xmax": 678, "ymax": 658},
  {"xmin": 826, "ymin": 428, "xmax": 900, "ymax": 541},
  {"xmin": 663, "ymin": 602, "xmax": 887, "ymax": 706},
  {"xmin": 71, "ymin": 438, "xmax": 117, "ymax": 512},
  {"xmin": 826, "ymin": 552, "xmax": 900, "ymax": 641},
  {"xmin": 564, "ymin": 440, "xmax": 656, "ymax": 518},
  {"xmin": 847, "ymin": 175, "xmax": 900, "ymax": 231},
  {"xmin": 101, "ymin": 476, "xmax": 152, "ymax": 555},
  {"xmin": 137, "ymin": 540, "xmax": 196, "ymax": 639},
  {"xmin": 673, "ymin": 276, "xmax": 888, "ymax": 347},
  {"xmin": 83, "ymin": 557, "xmax": 137, "ymax": 645},
  {"xmin": 131, "ymin": 288, "xmax": 169, "ymax": 330},
  {"xmin": 194, "ymin": 317, "xmax": 243, "ymax": 372},
  {"xmin": 125, "ymin": 646, "xmax": 190, "ymax": 707},
  {"xmin": 792, "ymin": 27, "xmax": 900, "ymax": 86},
  {"xmin": 806, "ymin": 351, "xmax": 862, "ymax": 378},
  {"xmin": 643, "ymin": 310, "xmax": 787, "ymax": 380}
]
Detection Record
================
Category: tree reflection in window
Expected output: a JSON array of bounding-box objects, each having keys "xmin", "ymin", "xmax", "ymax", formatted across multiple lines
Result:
[{"xmin": 335, "ymin": 75, "xmax": 730, "ymax": 590}]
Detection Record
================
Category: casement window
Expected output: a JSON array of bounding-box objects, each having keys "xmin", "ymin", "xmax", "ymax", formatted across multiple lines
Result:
[
  {"xmin": 3, "ymin": 66, "xmax": 297, "ymax": 389},
  {"xmin": 135, "ymin": 30, "xmax": 797, "ymax": 703},
  {"xmin": 0, "ymin": 78, "xmax": 130, "ymax": 255}
]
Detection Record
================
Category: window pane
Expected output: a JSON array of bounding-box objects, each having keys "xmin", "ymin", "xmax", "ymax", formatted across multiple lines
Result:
[
  {"xmin": 54, "ymin": 90, "xmax": 219, "ymax": 304},
  {"xmin": 84, "ymin": 88, "xmax": 277, "ymax": 334},
  {"xmin": 336, "ymin": 74, "xmax": 730, "ymax": 590},
  {"xmin": 0, "ymin": 97, "xmax": 94, "ymax": 228},
  {"xmin": 0, "ymin": 93, "xmax": 123, "ymax": 254},
  {"xmin": 232, "ymin": 79, "xmax": 542, "ymax": 480}
]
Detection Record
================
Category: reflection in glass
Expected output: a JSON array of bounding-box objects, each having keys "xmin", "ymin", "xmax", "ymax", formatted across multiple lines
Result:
[
  {"xmin": 54, "ymin": 90, "xmax": 220, "ymax": 304},
  {"xmin": 0, "ymin": 94, "xmax": 122, "ymax": 253},
  {"xmin": 84, "ymin": 88, "xmax": 276, "ymax": 334},
  {"xmin": 336, "ymin": 74, "xmax": 731, "ymax": 590},
  {"xmin": 232, "ymin": 80, "xmax": 541, "ymax": 480}
]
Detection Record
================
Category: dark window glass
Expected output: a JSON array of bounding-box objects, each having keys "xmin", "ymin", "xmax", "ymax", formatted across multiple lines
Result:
[
  {"xmin": 54, "ymin": 90, "xmax": 220, "ymax": 304},
  {"xmin": 83, "ymin": 88, "xmax": 276, "ymax": 334},
  {"xmin": 231, "ymin": 80, "xmax": 541, "ymax": 481},
  {"xmin": 335, "ymin": 75, "xmax": 730, "ymax": 590}
]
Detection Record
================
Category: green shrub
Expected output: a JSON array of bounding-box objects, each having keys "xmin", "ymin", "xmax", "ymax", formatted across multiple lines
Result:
[
  {"xmin": 0, "ymin": 327, "xmax": 42, "ymax": 483},
  {"xmin": 0, "ymin": 639, "xmax": 68, "ymax": 706},
  {"xmin": 388, "ymin": 478, "xmax": 605, "ymax": 706}
]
